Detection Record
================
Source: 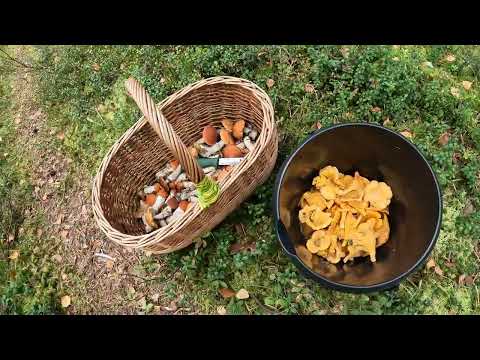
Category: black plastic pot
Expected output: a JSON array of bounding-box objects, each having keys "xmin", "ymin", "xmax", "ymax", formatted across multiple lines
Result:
[{"xmin": 273, "ymin": 123, "xmax": 442, "ymax": 293}]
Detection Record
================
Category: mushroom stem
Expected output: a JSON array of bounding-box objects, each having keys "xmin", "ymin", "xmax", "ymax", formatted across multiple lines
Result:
[
  {"xmin": 176, "ymin": 173, "xmax": 188, "ymax": 182},
  {"xmin": 167, "ymin": 164, "xmax": 182, "ymax": 182},
  {"xmin": 198, "ymin": 140, "xmax": 225, "ymax": 157},
  {"xmin": 166, "ymin": 207, "xmax": 185, "ymax": 224},
  {"xmin": 249, "ymin": 129, "xmax": 258, "ymax": 141},
  {"xmin": 244, "ymin": 137, "xmax": 255, "ymax": 152},
  {"xmin": 153, "ymin": 206, "xmax": 173, "ymax": 220},
  {"xmin": 156, "ymin": 164, "xmax": 173, "ymax": 179},
  {"xmin": 152, "ymin": 195, "xmax": 166, "ymax": 213}
]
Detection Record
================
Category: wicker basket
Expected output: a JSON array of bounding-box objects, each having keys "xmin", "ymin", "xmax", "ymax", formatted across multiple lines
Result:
[{"xmin": 92, "ymin": 76, "xmax": 278, "ymax": 254}]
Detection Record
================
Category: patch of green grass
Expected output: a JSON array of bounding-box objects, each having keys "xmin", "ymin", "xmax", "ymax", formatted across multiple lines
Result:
[
  {"xmin": 0, "ymin": 47, "xmax": 63, "ymax": 314},
  {"xmin": 29, "ymin": 45, "xmax": 480, "ymax": 314}
]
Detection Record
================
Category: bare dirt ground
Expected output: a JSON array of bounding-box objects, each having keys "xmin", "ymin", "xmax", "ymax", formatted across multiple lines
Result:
[{"xmin": 10, "ymin": 46, "xmax": 185, "ymax": 314}]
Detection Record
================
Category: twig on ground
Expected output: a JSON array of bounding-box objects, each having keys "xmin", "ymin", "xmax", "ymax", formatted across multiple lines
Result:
[
  {"xmin": 93, "ymin": 252, "xmax": 115, "ymax": 261},
  {"xmin": 251, "ymin": 294, "xmax": 282, "ymax": 315},
  {"xmin": 0, "ymin": 48, "xmax": 44, "ymax": 70}
]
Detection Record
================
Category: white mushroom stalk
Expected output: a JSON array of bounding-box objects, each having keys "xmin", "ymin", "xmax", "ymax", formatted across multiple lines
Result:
[
  {"xmin": 203, "ymin": 166, "xmax": 216, "ymax": 175},
  {"xmin": 176, "ymin": 173, "xmax": 188, "ymax": 182},
  {"xmin": 166, "ymin": 207, "xmax": 185, "ymax": 224},
  {"xmin": 189, "ymin": 196, "xmax": 198, "ymax": 203},
  {"xmin": 154, "ymin": 206, "xmax": 172, "ymax": 220},
  {"xmin": 156, "ymin": 164, "xmax": 173, "ymax": 179},
  {"xmin": 159, "ymin": 219, "xmax": 167, "ymax": 227},
  {"xmin": 182, "ymin": 181, "xmax": 196, "ymax": 191},
  {"xmin": 244, "ymin": 137, "xmax": 255, "ymax": 152},
  {"xmin": 244, "ymin": 126, "xmax": 252, "ymax": 135},
  {"xmin": 236, "ymin": 141, "xmax": 246, "ymax": 150},
  {"xmin": 180, "ymin": 189, "xmax": 197, "ymax": 201},
  {"xmin": 249, "ymin": 129, "xmax": 258, "ymax": 141},
  {"xmin": 198, "ymin": 140, "xmax": 224, "ymax": 157},
  {"xmin": 152, "ymin": 194, "xmax": 166, "ymax": 213},
  {"xmin": 167, "ymin": 164, "xmax": 182, "ymax": 182}
]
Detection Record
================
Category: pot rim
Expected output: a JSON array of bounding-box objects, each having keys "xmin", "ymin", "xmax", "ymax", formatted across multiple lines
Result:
[{"xmin": 273, "ymin": 122, "xmax": 443, "ymax": 293}]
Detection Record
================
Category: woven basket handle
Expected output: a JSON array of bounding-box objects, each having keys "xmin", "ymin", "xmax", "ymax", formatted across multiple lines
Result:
[{"xmin": 125, "ymin": 77, "xmax": 205, "ymax": 184}]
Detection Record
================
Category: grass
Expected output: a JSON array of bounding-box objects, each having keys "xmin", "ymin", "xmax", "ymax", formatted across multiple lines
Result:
[{"xmin": 1, "ymin": 45, "xmax": 480, "ymax": 314}]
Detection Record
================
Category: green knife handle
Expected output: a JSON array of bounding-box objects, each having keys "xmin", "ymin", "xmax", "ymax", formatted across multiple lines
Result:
[{"xmin": 197, "ymin": 157, "xmax": 219, "ymax": 168}]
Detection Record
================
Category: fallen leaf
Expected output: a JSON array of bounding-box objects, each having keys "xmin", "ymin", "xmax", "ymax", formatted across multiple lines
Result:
[
  {"xmin": 61, "ymin": 295, "xmax": 71, "ymax": 308},
  {"xmin": 105, "ymin": 260, "xmax": 114, "ymax": 270},
  {"xmin": 438, "ymin": 132, "xmax": 450, "ymax": 146},
  {"xmin": 383, "ymin": 118, "xmax": 392, "ymax": 126},
  {"xmin": 57, "ymin": 132, "xmax": 65, "ymax": 141},
  {"xmin": 266, "ymin": 79, "xmax": 275, "ymax": 89},
  {"xmin": 52, "ymin": 254, "xmax": 63, "ymax": 263},
  {"xmin": 304, "ymin": 84, "xmax": 315, "ymax": 93},
  {"xmin": 340, "ymin": 47, "xmax": 350, "ymax": 58},
  {"xmin": 53, "ymin": 214, "xmax": 64, "ymax": 225},
  {"xmin": 445, "ymin": 54, "xmax": 456, "ymax": 63},
  {"xmin": 36, "ymin": 229, "xmax": 43, "ymax": 238},
  {"xmin": 9, "ymin": 250, "xmax": 19, "ymax": 260},
  {"xmin": 462, "ymin": 81, "xmax": 472, "ymax": 90},
  {"xmin": 445, "ymin": 261, "xmax": 455, "ymax": 268},
  {"xmin": 61, "ymin": 273, "xmax": 68, "ymax": 281},
  {"xmin": 229, "ymin": 242, "xmax": 256, "ymax": 254},
  {"xmin": 315, "ymin": 121, "xmax": 322, "ymax": 129},
  {"xmin": 458, "ymin": 274, "xmax": 466, "ymax": 286},
  {"xmin": 426, "ymin": 258, "xmax": 436, "ymax": 269},
  {"xmin": 400, "ymin": 130, "xmax": 413, "ymax": 138},
  {"xmin": 392, "ymin": 57, "xmax": 400, "ymax": 61},
  {"xmin": 450, "ymin": 87, "xmax": 460, "ymax": 98},
  {"xmin": 371, "ymin": 106, "xmax": 382, "ymax": 113},
  {"xmin": 92, "ymin": 63, "xmax": 100, "ymax": 71},
  {"xmin": 219, "ymin": 288, "xmax": 236, "ymax": 299},
  {"xmin": 422, "ymin": 61, "xmax": 434, "ymax": 68},
  {"xmin": 464, "ymin": 275, "xmax": 474, "ymax": 286},
  {"xmin": 60, "ymin": 230, "xmax": 69, "ymax": 240},
  {"xmin": 236, "ymin": 288, "xmax": 249, "ymax": 300},
  {"xmin": 160, "ymin": 77, "xmax": 166, "ymax": 84},
  {"xmin": 434, "ymin": 266, "xmax": 444, "ymax": 276},
  {"xmin": 164, "ymin": 301, "xmax": 178, "ymax": 312},
  {"xmin": 7, "ymin": 234, "xmax": 14, "ymax": 243},
  {"xmin": 217, "ymin": 306, "xmax": 227, "ymax": 315},
  {"xmin": 463, "ymin": 201, "xmax": 475, "ymax": 216}
]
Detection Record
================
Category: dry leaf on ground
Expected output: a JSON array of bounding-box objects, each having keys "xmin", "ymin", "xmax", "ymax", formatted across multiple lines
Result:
[
  {"xmin": 371, "ymin": 106, "xmax": 382, "ymax": 113},
  {"xmin": 458, "ymin": 274, "xmax": 466, "ymax": 286},
  {"xmin": 266, "ymin": 79, "xmax": 275, "ymax": 89},
  {"xmin": 438, "ymin": 132, "xmax": 450, "ymax": 146},
  {"xmin": 383, "ymin": 118, "xmax": 392, "ymax": 126},
  {"xmin": 426, "ymin": 258, "xmax": 436, "ymax": 269},
  {"xmin": 422, "ymin": 61, "xmax": 434, "ymax": 68},
  {"xmin": 236, "ymin": 288, "xmax": 249, "ymax": 300},
  {"xmin": 434, "ymin": 266, "xmax": 444, "ymax": 276},
  {"xmin": 9, "ymin": 250, "xmax": 19, "ymax": 260},
  {"xmin": 229, "ymin": 242, "xmax": 256, "ymax": 254},
  {"xmin": 304, "ymin": 84, "xmax": 315, "ymax": 93},
  {"xmin": 217, "ymin": 306, "xmax": 227, "ymax": 315},
  {"xmin": 462, "ymin": 81, "xmax": 472, "ymax": 90},
  {"xmin": 61, "ymin": 295, "xmax": 71, "ymax": 308},
  {"xmin": 400, "ymin": 130, "xmax": 413, "ymax": 138},
  {"xmin": 92, "ymin": 63, "xmax": 100, "ymax": 71},
  {"xmin": 445, "ymin": 54, "xmax": 456, "ymax": 63},
  {"xmin": 57, "ymin": 132, "xmax": 65, "ymax": 141},
  {"xmin": 219, "ymin": 288, "xmax": 236, "ymax": 299},
  {"xmin": 450, "ymin": 87, "xmax": 460, "ymax": 98}
]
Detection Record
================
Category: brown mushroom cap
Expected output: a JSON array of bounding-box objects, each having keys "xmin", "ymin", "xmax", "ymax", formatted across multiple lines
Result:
[
  {"xmin": 179, "ymin": 200, "xmax": 189, "ymax": 212},
  {"xmin": 167, "ymin": 197, "xmax": 179, "ymax": 209},
  {"xmin": 219, "ymin": 129, "xmax": 235, "ymax": 145},
  {"xmin": 232, "ymin": 120, "xmax": 245, "ymax": 140},
  {"xmin": 202, "ymin": 125, "xmax": 218, "ymax": 145},
  {"xmin": 223, "ymin": 144, "xmax": 243, "ymax": 158},
  {"xmin": 222, "ymin": 119, "xmax": 234, "ymax": 132}
]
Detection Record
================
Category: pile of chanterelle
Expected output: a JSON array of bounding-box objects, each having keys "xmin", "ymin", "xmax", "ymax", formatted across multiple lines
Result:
[{"xmin": 136, "ymin": 119, "xmax": 259, "ymax": 233}]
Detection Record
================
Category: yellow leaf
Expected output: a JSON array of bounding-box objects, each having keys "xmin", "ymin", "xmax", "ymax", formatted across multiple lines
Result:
[
  {"xmin": 61, "ymin": 295, "xmax": 71, "ymax": 308},
  {"xmin": 445, "ymin": 54, "xmax": 456, "ymax": 63},
  {"xmin": 235, "ymin": 288, "xmax": 249, "ymax": 300},
  {"xmin": 426, "ymin": 258, "xmax": 436, "ymax": 269},
  {"xmin": 8, "ymin": 250, "xmax": 19, "ymax": 260},
  {"xmin": 217, "ymin": 306, "xmax": 227, "ymax": 315},
  {"xmin": 450, "ymin": 87, "xmax": 460, "ymax": 98},
  {"xmin": 400, "ymin": 130, "xmax": 413, "ymax": 138},
  {"xmin": 462, "ymin": 81, "xmax": 472, "ymax": 90},
  {"xmin": 304, "ymin": 84, "xmax": 315, "ymax": 93}
]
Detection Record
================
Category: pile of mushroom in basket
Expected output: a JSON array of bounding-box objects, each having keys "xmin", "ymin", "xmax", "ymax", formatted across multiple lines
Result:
[{"xmin": 138, "ymin": 118, "xmax": 259, "ymax": 233}]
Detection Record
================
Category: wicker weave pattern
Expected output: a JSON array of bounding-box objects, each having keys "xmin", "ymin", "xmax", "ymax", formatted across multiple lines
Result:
[{"xmin": 92, "ymin": 76, "xmax": 278, "ymax": 254}]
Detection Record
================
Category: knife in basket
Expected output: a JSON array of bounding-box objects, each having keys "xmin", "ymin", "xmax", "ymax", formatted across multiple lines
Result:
[{"xmin": 196, "ymin": 157, "xmax": 243, "ymax": 169}]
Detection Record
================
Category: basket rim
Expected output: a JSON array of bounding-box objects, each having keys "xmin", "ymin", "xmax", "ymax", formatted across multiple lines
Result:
[{"xmin": 92, "ymin": 76, "xmax": 276, "ymax": 248}]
